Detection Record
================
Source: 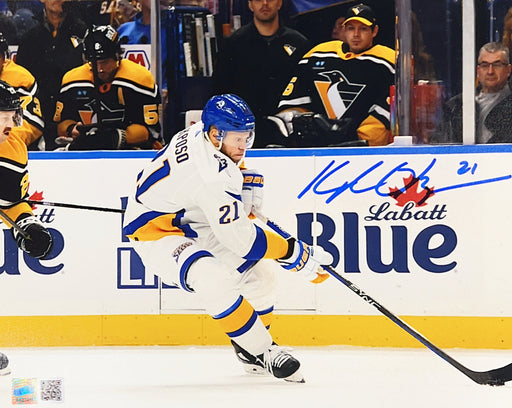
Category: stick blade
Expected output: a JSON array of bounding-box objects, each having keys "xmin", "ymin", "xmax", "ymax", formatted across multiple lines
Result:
[{"xmin": 470, "ymin": 363, "xmax": 512, "ymax": 386}]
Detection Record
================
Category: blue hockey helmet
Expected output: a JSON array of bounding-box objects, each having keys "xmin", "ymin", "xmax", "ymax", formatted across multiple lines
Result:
[{"xmin": 202, "ymin": 94, "xmax": 255, "ymax": 149}]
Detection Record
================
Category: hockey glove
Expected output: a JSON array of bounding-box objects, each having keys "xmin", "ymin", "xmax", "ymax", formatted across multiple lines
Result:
[
  {"xmin": 278, "ymin": 238, "xmax": 333, "ymax": 284},
  {"xmin": 69, "ymin": 126, "xmax": 127, "ymax": 150},
  {"xmin": 266, "ymin": 111, "xmax": 297, "ymax": 138},
  {"xmin": 241, "ymin": 169, "xmax": 264, "ymax": 216},
  {"xmin": 12, "ymin": 214, "xmax": 53, "ymax": 259}
]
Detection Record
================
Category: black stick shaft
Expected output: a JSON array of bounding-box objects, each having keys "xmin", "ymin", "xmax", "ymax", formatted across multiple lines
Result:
[
  {"xmin": 28, "ymin": 200, "xmax": 125, "ymax": 214},
  {"xmin": 255, "ymin": 211, "xmax": 512, "ymax": 386},
  {"xmin": 0, "ymin": 208, "xmax": 29, "ymax": 238}
]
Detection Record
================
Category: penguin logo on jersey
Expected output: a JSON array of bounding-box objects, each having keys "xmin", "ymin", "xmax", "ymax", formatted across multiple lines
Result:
[
  {"xmin": 313, "ymin": 70, "xmax": 366, "ymax": 119},
  {"xmin": 283, "ymin": 44, "xmax": 296, "ymax": 56}
]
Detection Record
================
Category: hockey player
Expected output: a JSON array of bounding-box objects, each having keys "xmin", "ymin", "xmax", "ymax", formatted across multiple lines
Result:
[
  {"xmin": 53, "ymin": 25, "xmax": 162, "ymax": 150},
  {"xmin": 123, "ymin": 94, "xmax": 333, "ymax": 382},
  {"xmin": 0, "ymin": 32, "xmax": 44, "ymax": 149},
  {"xmin": 0, "ymin": 79, "xmax": 54, "ymax": 376},
  {"xmin": 271, "ymin": 3, "xmax": 395, "ymax": 147}
]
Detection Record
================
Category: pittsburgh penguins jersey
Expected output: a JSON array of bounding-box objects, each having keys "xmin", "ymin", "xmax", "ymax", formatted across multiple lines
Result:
[
  {"xmin": 278, "ymin": 41, "xmax": 395, "ymax": 146},
  {"xmin": 54, "ymin": 59, "xmax": 161, "ymax": 149},
  {"xmin": 0, "ymin": 132, "xmax": 33, "ymax": 226},
  {"xmin": 123, "ymin": 122, "xmax": 289, "ymax": 271},
  {"xmin": 0, "ymin": 59, "xmax": 44, "ymax": 146}
]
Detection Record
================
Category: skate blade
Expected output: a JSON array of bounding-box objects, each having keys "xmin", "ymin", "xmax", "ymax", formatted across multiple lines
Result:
[{"xmin": 284, "ymin": 370, "xmax": 305, "ymax": 383}]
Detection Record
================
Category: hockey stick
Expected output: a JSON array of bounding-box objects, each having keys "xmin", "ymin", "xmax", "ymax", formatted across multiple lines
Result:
[
  {"xmin": 0, "ymin": 208, "xmax": 30, "ymax": 239},
  {"xmin": 254, "ymin": 211, "xmax": 512, "ymax": 386},
  {"xmin": 28, "ymin": 200, "xmax": 125, "ymax": 214}
]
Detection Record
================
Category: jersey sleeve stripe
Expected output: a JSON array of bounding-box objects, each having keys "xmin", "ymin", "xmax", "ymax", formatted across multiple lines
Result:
[
  {"xmin": 357, "ymin": 55, "xmax": 395, "ymax": 74},
  {"xmin": 123, "ymin": 211, "xmax": 197, "ymax": 240},
  {"xmin": 135, "ymin": 160, "xmax": 171, "ymax": 201},
  {"xmin": 59, "ymin": 81, "xmax": 94, "ymax": 94},
  {"xmin": 226, "ymin": 191, "xmax": 242, "ymax": 201},
  {"xmin": 237, "ymin": 259, "xmax": 258, "ymax": 273},
  {"xmin": 112, "ymin": 78, "xmax": 158, "ymax": 98},
  {"xmin": 243, "ymin": 225, "xmax": 289, "ymax": 260}
]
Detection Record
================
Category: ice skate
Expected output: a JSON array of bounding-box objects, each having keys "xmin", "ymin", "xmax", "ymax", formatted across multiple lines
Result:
[
  {"xmin": 261, "ymin": 344, "xmax": 305, "ymax": 383},
  {"xmin": 231, "ymin": 340, "xmax": 268, "ymax": 375},
  {"xmin": 0, "ymin": 352, "xmax": 10, "ymax": 376}
]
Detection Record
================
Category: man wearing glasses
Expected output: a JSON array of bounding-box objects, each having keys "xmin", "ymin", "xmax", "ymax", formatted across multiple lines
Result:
[{"xmin": 436, "ymin": 42, "xmax": 512, "ymax": 144}]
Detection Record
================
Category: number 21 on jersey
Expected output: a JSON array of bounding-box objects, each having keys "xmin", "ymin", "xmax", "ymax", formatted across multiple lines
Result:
[{"xmin": 219, "ymin": 201, "xmax": 240, "ymax": 224}]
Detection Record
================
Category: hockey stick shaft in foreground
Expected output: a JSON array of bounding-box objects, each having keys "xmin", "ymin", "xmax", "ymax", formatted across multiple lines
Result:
[
  {"xmin": 28, "ymin": 200, "xmax": 125, "ymax": 214},
  {"xmin": 0, "ymin": 208, "xmax": 30, "ymax": 239},
  {"xmin": 255, "ymin": 211, "xmax": 512, "ymax": 386}
]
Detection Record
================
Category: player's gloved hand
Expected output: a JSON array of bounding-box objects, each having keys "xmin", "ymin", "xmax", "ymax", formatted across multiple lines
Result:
[
  {"xmin": 241, "ymin": 169, "xmax": 264, "ymax": 216},
  {"xmin": 12, "ymin": 214, "xmax": 53, "ymax": 259},
  {"xmin": 69, "ymin": 126, "xmax": 127, "ymax": 150},
  {"xmin": 266, "ymin": 110, "xmax": 299, "ymax": 137},
  {"xmin": 277, "ymin": 238, "xmax": 333, "ymax": 284}
]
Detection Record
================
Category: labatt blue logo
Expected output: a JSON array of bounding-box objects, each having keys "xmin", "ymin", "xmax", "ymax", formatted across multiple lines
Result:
[{"xmin": 297, "ymin": 170, "xmax": 456, "ymax": 273}]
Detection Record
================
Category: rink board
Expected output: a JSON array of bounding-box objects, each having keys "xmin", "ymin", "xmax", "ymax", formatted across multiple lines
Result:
[{"xmin": 1, "ymin": 145, "xmax": 512, "ymax": 348}]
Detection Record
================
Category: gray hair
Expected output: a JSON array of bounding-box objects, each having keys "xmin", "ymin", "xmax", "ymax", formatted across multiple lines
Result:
[{"xmin": 479, "ymin": 42, "xmax": 510, "ymax": 64}]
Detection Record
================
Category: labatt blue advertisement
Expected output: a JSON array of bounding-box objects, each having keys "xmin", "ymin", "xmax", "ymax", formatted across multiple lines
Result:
[{"xmin": 1, "ymin": 146, "xmax": 512, "ymax": 318}]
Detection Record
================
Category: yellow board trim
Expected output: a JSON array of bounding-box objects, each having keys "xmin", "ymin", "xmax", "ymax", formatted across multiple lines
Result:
[{"xmin": 0, "ymin": 315, "xmax": 511, "ymax": 349}]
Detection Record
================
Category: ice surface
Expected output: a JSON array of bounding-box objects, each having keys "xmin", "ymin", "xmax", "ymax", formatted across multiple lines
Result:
[{"xmin": 0, "ymin": 346, "xmax": 511, "ymax": 407}]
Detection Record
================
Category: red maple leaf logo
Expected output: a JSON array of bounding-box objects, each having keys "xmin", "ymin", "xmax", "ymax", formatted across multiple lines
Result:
[
  {"xmin": 28, "ymin": 191, "xmax": 44, "ymax": 210},
  {"xmin": 388, "ymin": 175, "xmax": 434, "ymax": 207}
]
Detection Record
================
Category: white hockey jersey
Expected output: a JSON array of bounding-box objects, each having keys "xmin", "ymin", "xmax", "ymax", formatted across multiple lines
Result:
[{"xmin": 122, "ymin": 122, "xmax": 289, "ymax": 271}]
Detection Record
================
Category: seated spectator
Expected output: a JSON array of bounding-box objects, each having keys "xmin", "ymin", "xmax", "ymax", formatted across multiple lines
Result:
[
  {"xmin": 270, "ymin": 3, "xmax": 395, "ymax": 147},
  {"xmin": 53, "ymin": 25, "xmax": 163, "ymax": 150},
  {"xmin": 433, "ymin": 42, "xmax": 512, "ymax": 144},
  {"xmin": 331, "ymin": 16, "xmax": 346, "ymax": 42},
  {"xmin": 15, "ymin": 0, "xmax": 87, "ymax": 151},
  {"xmin": 0, "ymin": 32, "xmax": 44, "ymax": 149}
]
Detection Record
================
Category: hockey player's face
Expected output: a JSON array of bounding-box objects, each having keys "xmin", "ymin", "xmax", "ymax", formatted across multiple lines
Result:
[
  {"xmin": 344, "ymin": 21, "xmax": 377, "ymax": 54},
  {"xmin": 90, "ymin": 58, "xmax": 119, "ymax": 83},
  {"xmin": 0, "ymin": 111, "xmax": 17, "ymax": 144},
  {"xmin": 477, "ymin": 50, "xmax": 512, "ymax": 93},
  {"xmin": 221, "ymin": 131, "xmax": 251, "ymax": 163},
  {"xmin": 249, "ymin": 0, "xmax": 282, "ymax": 23}
]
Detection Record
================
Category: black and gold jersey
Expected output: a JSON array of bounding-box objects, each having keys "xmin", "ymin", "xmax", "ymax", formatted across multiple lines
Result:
[
  {"xmin": 278, "ymin": 41, "xmax": 395, "ymax": 146},
  {"xmin": 0, "ymin": 132, "xmax": 32, "ymax": 225},
  {"xmin": 54, "ymin": 59, "xmax": 161, "ymax": 149},
  {"xmin": 0, "ymin": 59, "xmax": 44, "ymax": 146}
]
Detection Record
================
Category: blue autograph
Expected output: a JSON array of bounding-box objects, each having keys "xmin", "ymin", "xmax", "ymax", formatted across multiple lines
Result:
[{"xmin": 298, "ymin": 158, "xmax": 512, "ymax": 204}]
